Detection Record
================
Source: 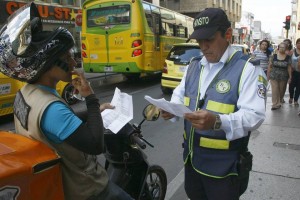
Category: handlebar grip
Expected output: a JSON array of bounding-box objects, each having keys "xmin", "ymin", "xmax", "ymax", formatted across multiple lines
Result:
[{"xmin": 132, "ymin": 135, "xmax": 146, "ymax": 149}]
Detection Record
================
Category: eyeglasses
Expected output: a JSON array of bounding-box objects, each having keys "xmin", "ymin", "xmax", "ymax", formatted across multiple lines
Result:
[{"xmin": 278, "ymin": 47, "xmax": 285, "ymax": 49}]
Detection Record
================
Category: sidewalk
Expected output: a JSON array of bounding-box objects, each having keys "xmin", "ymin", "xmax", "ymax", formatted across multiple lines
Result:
[{"xmin": 240, "ymin": 91, "xmax": 300, "ymax": 200}]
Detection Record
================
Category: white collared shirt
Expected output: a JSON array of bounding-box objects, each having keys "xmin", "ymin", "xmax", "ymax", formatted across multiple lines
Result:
[{"xmin": 171, "ymin": 45, "xmax": 266, "ymax": 141}]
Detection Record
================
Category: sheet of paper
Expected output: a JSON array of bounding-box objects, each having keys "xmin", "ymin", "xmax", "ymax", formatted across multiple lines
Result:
[
  {"xmin": 144, "ymin": 95, "xmax": 192, "ymax": 117},
  {"xmin": 101, "ymin": 87, "xmax": 133, "ymax": 133}
]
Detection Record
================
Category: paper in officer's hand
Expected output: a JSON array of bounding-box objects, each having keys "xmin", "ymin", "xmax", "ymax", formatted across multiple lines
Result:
[{"xmin": 144, "ymin": 95, "xmax": 192, "ymax": 117}]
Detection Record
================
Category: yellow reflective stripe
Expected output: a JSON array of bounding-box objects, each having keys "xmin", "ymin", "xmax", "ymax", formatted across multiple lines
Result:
[
  {"xmin": 206, "ymin": 100, "xmax": 235, "ymax": 114},
  {"xmin": 199, "ymin": 137, "xmax": 230, "ymax": 150},
  {"xmin": 258, "ymin": 75, "xmax": 268, "ymax": 86},
  {"xmin": 183, "ymin": 131, "xmax": 187, "ymax": 140},
  {"xmin": 191, "ymin": 162, "xmax": 238, "ymax": 178},
  {"xmin": 184, "ymin": 96, "xmax": 190, "ymax": 106}
]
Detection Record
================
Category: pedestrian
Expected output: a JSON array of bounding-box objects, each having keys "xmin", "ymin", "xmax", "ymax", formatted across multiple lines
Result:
[
  {"xmin": 289, "ymin": 38, "xmax": 300, "ymax": 106},
  {"xmin": 243, "ymin": 42, "xmax": 249, "ymax": 49},
  {"xmin": 0, "ymin": 3, "xmax": 133, "ymax": 200},
  {"xmin": 160, "ymin": 8, "xmax": 267, "ymax": 200},
  {"xmin": 281, "ymin": 38, "xmax": 294, "ymax": 103},
  {"xmin": 284, "ymin": 38, "xmax": 294, "ymax": 56},
  {"xmin": 252, "ymin": 39, "xmax": 272, "ymax": 75},
  {"xmin": 267, "ymin": 42, "xmax": 292, "ymax": 110},
  {"xmin": 250, "ymin": 43, "xmax": 255, "ymax": 54}
]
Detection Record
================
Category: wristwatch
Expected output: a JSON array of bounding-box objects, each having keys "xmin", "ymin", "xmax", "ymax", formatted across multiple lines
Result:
[{"xmin": 213, "ymin": 114, "xmax": 222, "ymax": 130}]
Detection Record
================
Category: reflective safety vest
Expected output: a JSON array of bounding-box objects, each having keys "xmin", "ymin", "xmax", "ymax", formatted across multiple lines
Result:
[
  {"xmin": 183, "ymin": 51, "xmax": 251, "ymax": 178},
  {"xmin": 14, "ymin": 84, "xmax": 108, "ymax": 200}
]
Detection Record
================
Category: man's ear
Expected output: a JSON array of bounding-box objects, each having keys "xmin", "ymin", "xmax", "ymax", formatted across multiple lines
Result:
[{"xmin": 225, "ymin": 27, "xmax": 232, "ymax": 41}]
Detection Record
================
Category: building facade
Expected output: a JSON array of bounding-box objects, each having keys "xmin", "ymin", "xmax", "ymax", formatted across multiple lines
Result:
[
  {"xmin": 291, "ymin": 0, "xmax": 299, "ymax": 43},
  {"xmin": 160, "ymin": 0, "xmax": 242, "ymax": 43}
]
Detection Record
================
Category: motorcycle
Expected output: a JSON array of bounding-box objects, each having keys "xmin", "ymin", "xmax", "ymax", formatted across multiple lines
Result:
[
  {"xmin": 0, "ymin": 104, "xmax": 167, "ymax": 200},
  {"xmin": 104, "ymin": 104, "xmax": 167, "ymax": 200}
]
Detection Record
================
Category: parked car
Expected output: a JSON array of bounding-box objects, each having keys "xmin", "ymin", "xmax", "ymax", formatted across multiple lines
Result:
[
  {"xmin": 161, "ymin": 43, "xmax": 203, "ymax": 94},
  {"xmin": 0, "ymin": 73, "xmax": 78, "ymax": 117},
  {"xmin": 231, "ymin": 44, "xmax": 250, "ymax": 55}
]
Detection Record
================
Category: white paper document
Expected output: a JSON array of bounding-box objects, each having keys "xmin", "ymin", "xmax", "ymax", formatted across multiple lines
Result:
[
  {"xmin": 144, "ymin": 95, "xmax": 192, "ymax": 117},
  {"xmin": 101, "ymin": 87, "xmax": 133, "ymax": 133}
]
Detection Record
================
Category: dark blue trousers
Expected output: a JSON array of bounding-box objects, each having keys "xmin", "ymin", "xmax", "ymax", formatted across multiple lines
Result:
[{"xmin": 184, "ymin": 161, "xmax": 241, "ymax": 200}]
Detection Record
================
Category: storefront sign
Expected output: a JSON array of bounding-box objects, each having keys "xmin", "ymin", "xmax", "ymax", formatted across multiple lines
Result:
[{"xmin": 0, "ymin": 1, "xmax": 81, "ymax": 25}]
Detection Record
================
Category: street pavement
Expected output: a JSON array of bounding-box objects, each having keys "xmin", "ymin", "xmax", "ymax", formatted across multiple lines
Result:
[{"xmin": 240, "ymin": 89, "xmax": 300, "ymax": 200}]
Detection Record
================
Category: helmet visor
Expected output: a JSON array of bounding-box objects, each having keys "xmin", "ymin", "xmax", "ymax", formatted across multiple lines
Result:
[{"xmin": 1, "ymin": 2, "xmax": 41, "ymax": 57}]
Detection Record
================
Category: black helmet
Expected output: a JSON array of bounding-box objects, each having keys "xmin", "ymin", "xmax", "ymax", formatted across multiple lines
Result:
[{"xmin": 0, "ymin": 2, "xmax": 75, "ymax": 83}]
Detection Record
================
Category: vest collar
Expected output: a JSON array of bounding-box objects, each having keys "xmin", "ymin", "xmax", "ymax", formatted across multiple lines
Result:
[
  {"xmin": 35, "ymin": 84, "xmax": 60, "ymax": 97},
  {"xmin": 200, "ymin": 45, "xmax": 237, "ymax": 68}
]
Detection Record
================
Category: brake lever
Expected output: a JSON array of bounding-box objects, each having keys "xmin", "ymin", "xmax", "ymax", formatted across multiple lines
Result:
[{"xmin": 140, "ymin": 137, "xmax": 154, "ymax": 148}]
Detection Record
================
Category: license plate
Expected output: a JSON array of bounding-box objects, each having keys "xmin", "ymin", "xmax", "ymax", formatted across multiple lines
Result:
[
  {"xmin": 104, "ymin": 66, "xmax": 113, "ymax": 72},
  {"xmin": 179, "ymin": 66, "xmax": 187, "ymax": 72},
  {"xmin": 0, "ymin": 83, "xmax": 11, "ymax": 95}
]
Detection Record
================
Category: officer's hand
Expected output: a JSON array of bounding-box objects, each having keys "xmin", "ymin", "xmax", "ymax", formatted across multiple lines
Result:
[
  {"xmin": 72, "ymin": 70, "xmax": 94, "ymax": 98},
  {"xmin": 184, "ymin": 110, "xmax": 216, "ymax": 130},
  {"xmin": 160, "ymin": 109, "xmax": 175, "ymax": 120},
  {"xmin": 100, "ymin": 103, "xmax": 115, "ymax": 112}
]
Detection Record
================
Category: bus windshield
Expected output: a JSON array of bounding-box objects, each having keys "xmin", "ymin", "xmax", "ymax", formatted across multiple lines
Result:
[{"xmin": 87, "ymin": 5, "xmax": 130, "ymax": 27}]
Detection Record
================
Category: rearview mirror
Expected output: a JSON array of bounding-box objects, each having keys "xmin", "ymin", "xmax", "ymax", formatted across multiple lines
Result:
[{"xmin": 143, "ymin": 104, "xmax": 160, "ymax": 121}]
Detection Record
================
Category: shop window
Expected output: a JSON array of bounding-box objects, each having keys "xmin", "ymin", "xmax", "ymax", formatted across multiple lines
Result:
[
  {"xmin": 52, "ymin": 0, "xmax": 61, "ymax": 3},
  {"xmin": 61, "ymin": 0, "xmax": 74, "ymax": 5}
]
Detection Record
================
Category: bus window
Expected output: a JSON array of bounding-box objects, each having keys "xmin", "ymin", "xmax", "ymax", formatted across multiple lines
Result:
[
  {"xmin": 143, "ymin": 3, "xmax": 153, "ymax": 31},
  {"xmin": 87, "ymin": 5, "xmax": 130, "ymax": 27},
  {"xmin": 162, "ymin": 22, "xmax": 174, "ymax": 36},
  {"xmin": 175, "ymin": 26, "xmax": 186, "ymax": 37},
  {"xmin": 175, "ymin": 13, "xmax": 187, "ymax": 27},
  {"xmin": 150, "ymin": 5, "xmax": 160, "ymax": 15},
  {"xmin": 153, "ymin": 13, "xmax": 161, "ymax": 35},
  {"xmin": 186, "ymin": 17, "xmax": 194, "ymax": 37},
  {"xmin": 160, "ymin": 8, "xmax": 175, "ymax": 24}
]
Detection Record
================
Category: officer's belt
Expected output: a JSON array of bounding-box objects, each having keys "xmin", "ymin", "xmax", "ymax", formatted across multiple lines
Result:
[{"xmin": 193, "ymin": 134, "xmax": 245, "ymax": 151}]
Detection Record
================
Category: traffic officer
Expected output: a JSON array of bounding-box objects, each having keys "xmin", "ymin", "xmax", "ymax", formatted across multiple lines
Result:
[{"xmin": 161, "ymin": 8, "xmax": 267, "ymax": 200}]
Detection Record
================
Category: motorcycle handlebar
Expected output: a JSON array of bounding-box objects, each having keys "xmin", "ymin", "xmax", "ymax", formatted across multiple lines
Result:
[{"xmin": 131, "ymin": 135, "xmax": 146, "ymax": 149}]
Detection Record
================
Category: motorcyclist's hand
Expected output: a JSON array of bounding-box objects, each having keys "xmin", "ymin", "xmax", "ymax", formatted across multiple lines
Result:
[
  {"xmin": 100, "ymin": 103, "xmax": 115, "ymax": 112},
  {"xmin": 72, "ymin": 70, "xmax": 94, "ymax": 97},
  {"xmin": 184, "ymin": 110, "xmax": 216, "ymax": 130},
  {"xmin": 160, "ymin": 109, "xmax": 175, "ymax": 120}
]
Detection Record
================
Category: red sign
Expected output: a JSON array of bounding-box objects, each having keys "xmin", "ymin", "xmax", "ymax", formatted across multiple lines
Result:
[
  {"xmin": 0, "ymin": 1, "xmax": 82, "ymax": 24},
  {"xmin": 75, "ymin": 13, "xmax": 82, "ymax": 26}
]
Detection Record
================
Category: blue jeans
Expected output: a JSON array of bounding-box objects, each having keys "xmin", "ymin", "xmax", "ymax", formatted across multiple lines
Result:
[{"xmin": 88, "ymin": 180, "xmax": 134, "ymax": 200}]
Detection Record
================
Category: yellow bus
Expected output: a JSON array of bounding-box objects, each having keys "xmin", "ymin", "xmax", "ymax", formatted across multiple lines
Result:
[{"xmin": 81, "ymin": 0, "xmax": 194, "ymax": 79}]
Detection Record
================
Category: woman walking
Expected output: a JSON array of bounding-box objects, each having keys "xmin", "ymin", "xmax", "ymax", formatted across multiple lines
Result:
[
  {"xmin": 267, "ymin": 42, "xmax": 292, "ymax": 110},
  {"xmin": 289, "ymin": 38, "xmax": 300, "ymax": 106},
  {"xmin": 252, "ymin": 39, "xmax": 272, "ymax": 75},
  {"xmin": 284, "ymin": 39, "xmax": 294, "ymax": 56}
]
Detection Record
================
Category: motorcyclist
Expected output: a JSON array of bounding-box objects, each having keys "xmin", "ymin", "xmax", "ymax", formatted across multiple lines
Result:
[{"xmin": 0, "ymin": 3, "xmax": 133, "ymax": 200}]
